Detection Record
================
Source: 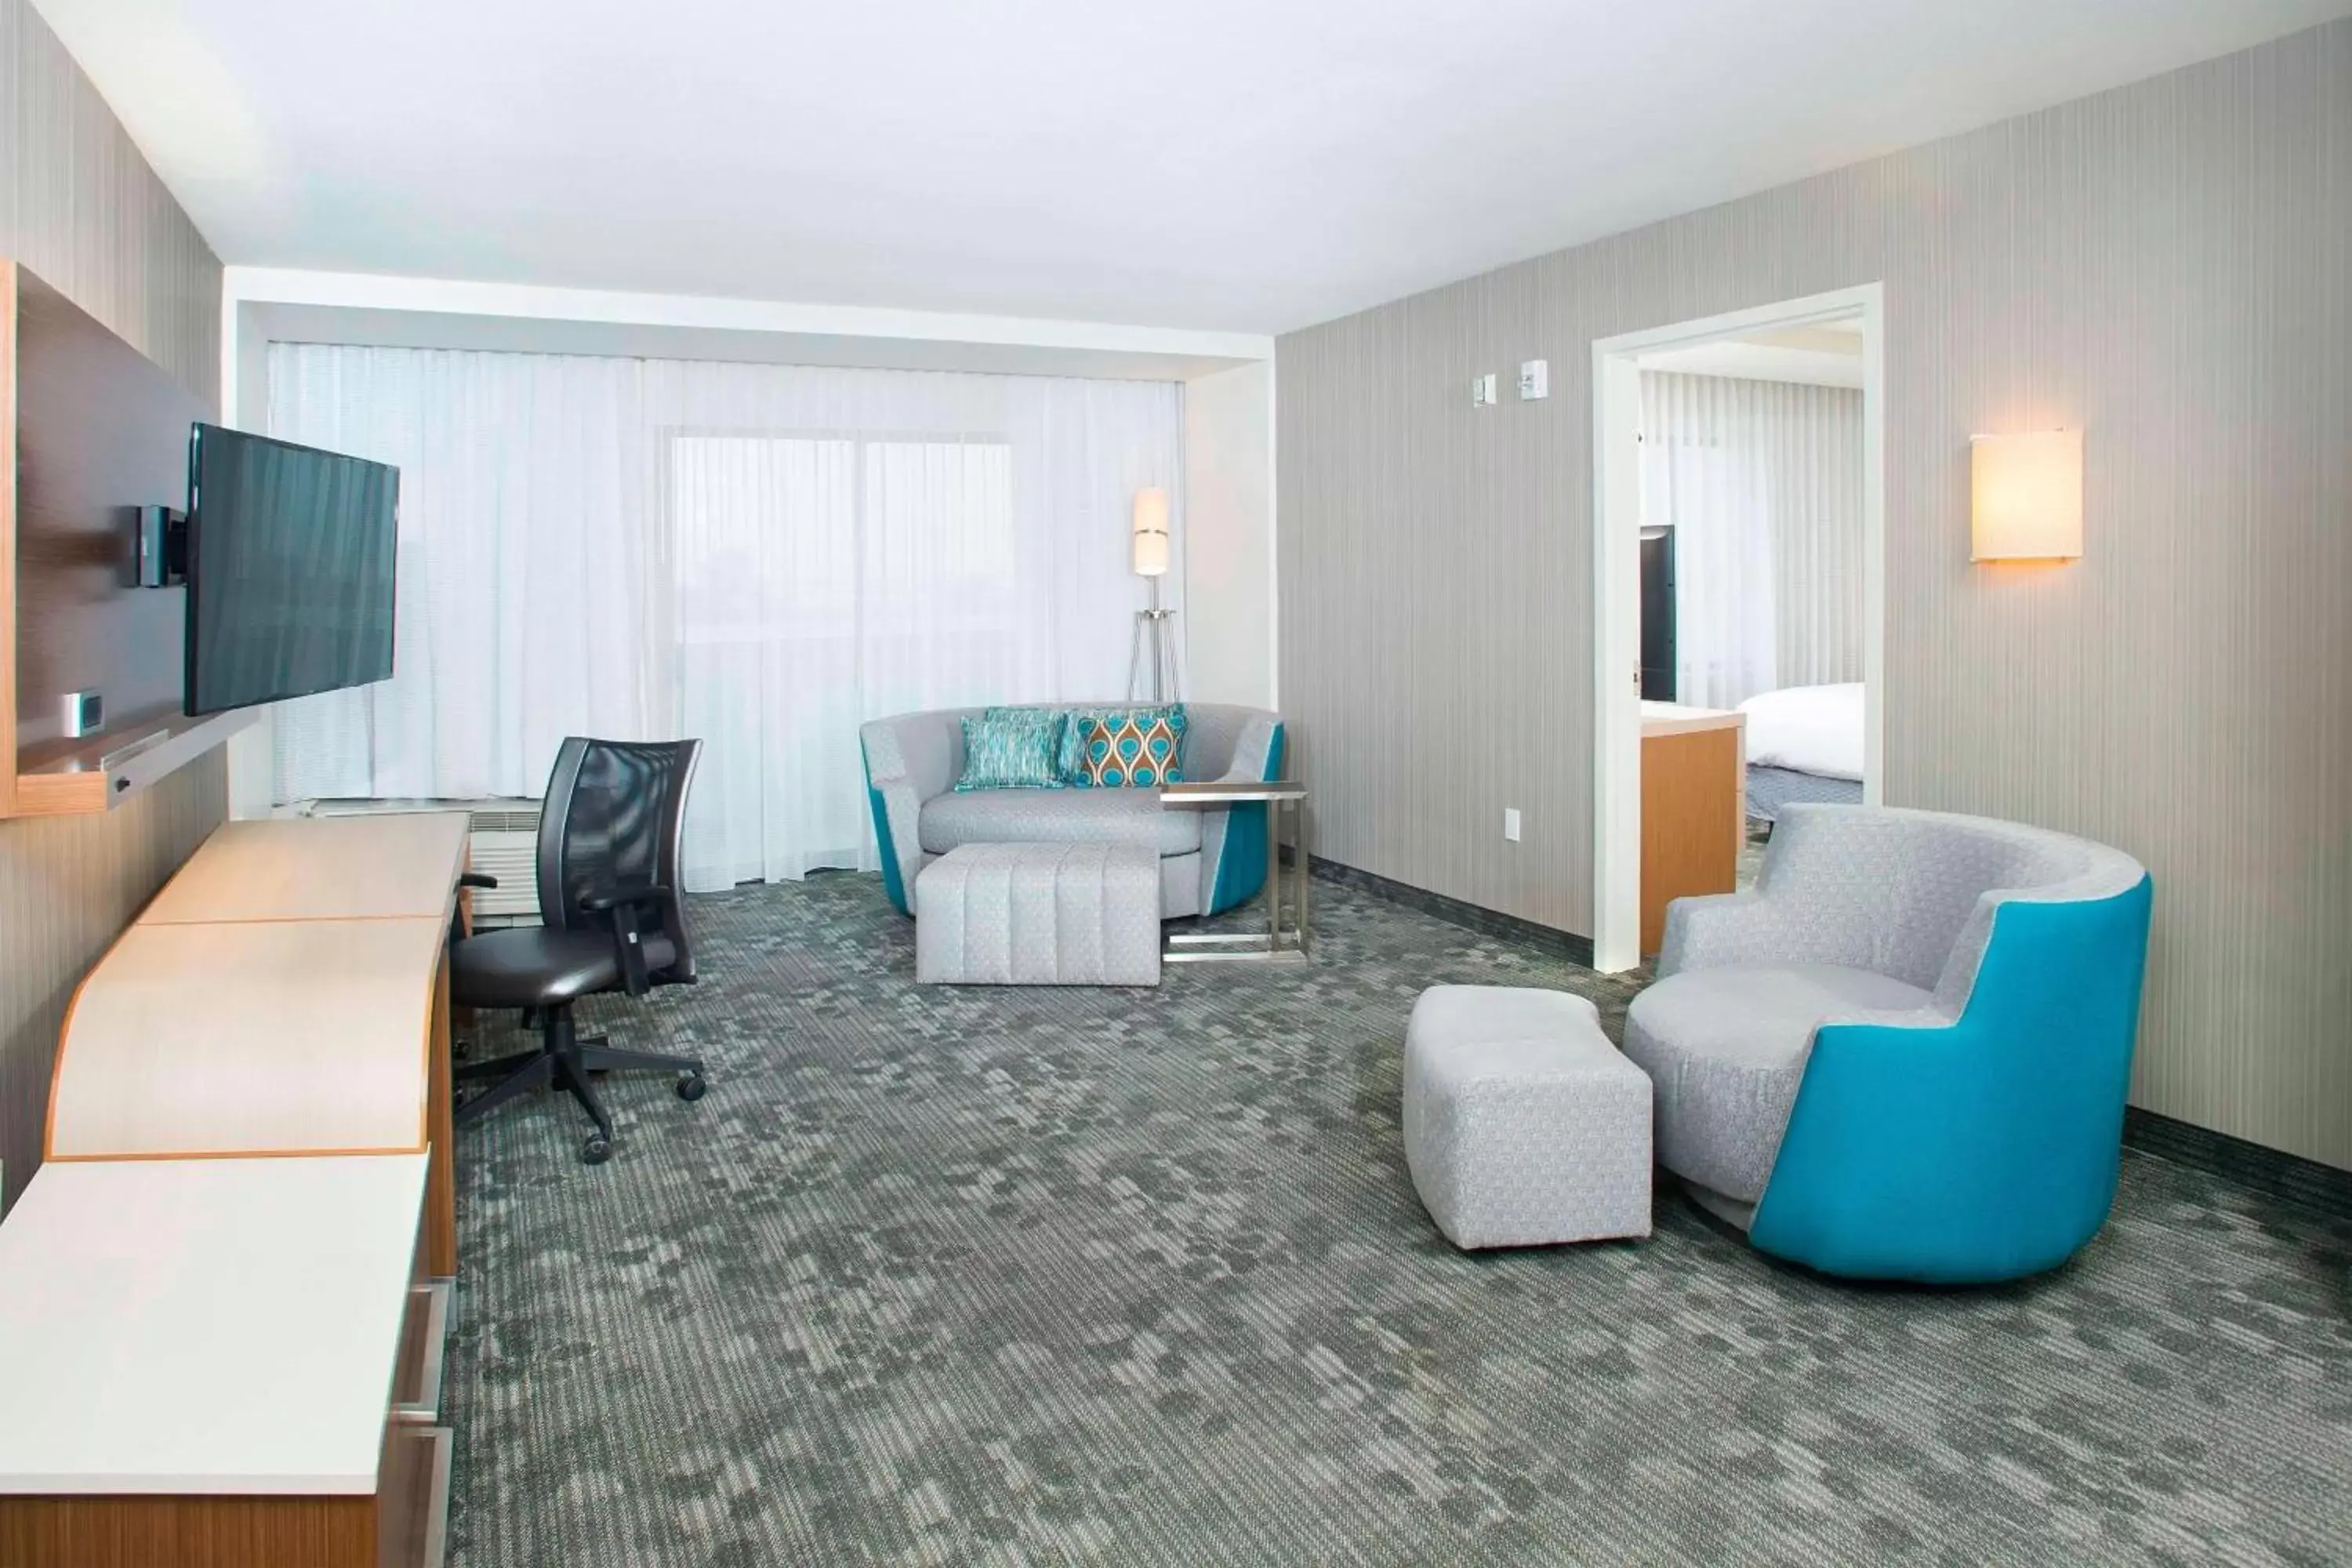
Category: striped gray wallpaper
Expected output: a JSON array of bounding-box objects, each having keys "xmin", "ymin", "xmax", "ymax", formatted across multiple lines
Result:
[
  {"xmin": 0, "ymin": 0, "xmax": 227, "ymax": 1212},
  {"xmin": 1276, "ymin": 20, "xmax": 2352, "ymax": 1168}
]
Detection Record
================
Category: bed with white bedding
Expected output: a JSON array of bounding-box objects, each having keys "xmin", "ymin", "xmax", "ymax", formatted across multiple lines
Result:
[{"xmin": 1737, "ymin": 682, "xmax": 1864, "ymax": 822}]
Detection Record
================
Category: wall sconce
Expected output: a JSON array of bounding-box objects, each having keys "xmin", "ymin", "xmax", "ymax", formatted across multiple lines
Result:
[{"xmin": 1971, "ymin": 430, "xmax": 2082, "ymax": 561}]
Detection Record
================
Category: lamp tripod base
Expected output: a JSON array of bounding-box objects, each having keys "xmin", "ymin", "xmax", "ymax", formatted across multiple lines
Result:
[{"xmin": 1128, "ymin": 605, "xmax": 1180, "ymax": 705}]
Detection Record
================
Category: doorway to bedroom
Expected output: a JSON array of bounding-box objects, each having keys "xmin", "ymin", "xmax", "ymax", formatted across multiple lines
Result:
[{"xmin": 1589, "ymin": 286, "xmax": 1885, "ymax": 973}]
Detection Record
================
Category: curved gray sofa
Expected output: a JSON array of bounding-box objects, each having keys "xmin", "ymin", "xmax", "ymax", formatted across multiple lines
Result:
[{"xmin": 858, "ymin": 704, "xmax": 1286, "ymax": 920}]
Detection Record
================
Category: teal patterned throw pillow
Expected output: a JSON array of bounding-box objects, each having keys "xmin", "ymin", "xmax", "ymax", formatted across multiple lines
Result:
[
  {"xmin": 953, "ymin": 707, "xmax": 1067, "ymax": 791},
  {"xmin": 1061, "ymin": 704, "xmax": 1188, "ymax": 789}
]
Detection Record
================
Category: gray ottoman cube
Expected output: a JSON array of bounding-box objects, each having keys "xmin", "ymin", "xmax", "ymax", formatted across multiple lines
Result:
[
  {"xmin": 1402, "ymin": 985, "xmax": 1653, "ymax": 1248},
  {"xmin": 916, "ymin": 841, "xmax": 1161, "ymax": 986}
]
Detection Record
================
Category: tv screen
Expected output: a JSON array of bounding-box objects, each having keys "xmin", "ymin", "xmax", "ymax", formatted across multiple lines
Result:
[{"xmin": 184, "ymin": 423, "xmax": 399, "ymax": 717}]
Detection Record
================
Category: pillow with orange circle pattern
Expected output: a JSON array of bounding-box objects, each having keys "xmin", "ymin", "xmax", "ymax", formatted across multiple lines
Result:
[{"xmin": 1063, "ymin": 705, "xmax": 1187, "ymax": 788}]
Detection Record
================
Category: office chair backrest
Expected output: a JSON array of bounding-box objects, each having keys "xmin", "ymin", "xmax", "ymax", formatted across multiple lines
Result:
[{"xmin": 536, "ymin": 737, "xmax": 702, "ymax": 984}]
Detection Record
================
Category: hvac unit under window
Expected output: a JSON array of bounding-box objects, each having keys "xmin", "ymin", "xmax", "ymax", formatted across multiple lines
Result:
[{"xmin": 298, "ymin": 797, "xmax": 545, "ymax": 927}]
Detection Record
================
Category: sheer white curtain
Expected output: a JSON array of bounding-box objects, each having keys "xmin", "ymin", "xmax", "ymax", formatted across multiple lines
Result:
[
  {"xmin": 649, "ymin": 362, "xmax": 1179, "ymax": 889},
  {"xmin": 269, "ymin": 347, "xmax": 659, "ymax": 800},
  {"xmin": 268, "ymin": 344, "xmax": 1182, "ymax": 891},
  {"xmin": 1639, "ymin": 372, "xmax": 1862, "ymax": 708}
]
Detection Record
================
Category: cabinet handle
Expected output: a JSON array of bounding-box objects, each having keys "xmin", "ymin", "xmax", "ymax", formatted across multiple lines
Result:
[
  {"xmin": 419, "ymin": 1425, "xmax": 452, "ymax": 1568},
  {"xmin": 395, "ymin": 1279, "xmax": 452, "ymax": 1425}
]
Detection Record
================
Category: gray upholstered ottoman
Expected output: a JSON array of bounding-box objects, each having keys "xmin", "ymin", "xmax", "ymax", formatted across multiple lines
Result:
[
  {"xmin": 916, "ymin": 841, "xmax": 1161, "ymax": 986},
  {"xmin": 1402, "ymin": 986, "xmax": 1653, "ymax": 1248}
]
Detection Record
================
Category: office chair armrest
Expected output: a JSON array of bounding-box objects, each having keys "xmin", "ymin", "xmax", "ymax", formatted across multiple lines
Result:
[
  {"xmin": 579, "ymin": 883, "xmax": 677, "ymax": 996},
  {"xmin": 448, "ymin": 870, "xmax": 498, "ymax": 945},
  {"xmin": 578, "ymin": 883, "xmax": 672, "ymax": 914}
]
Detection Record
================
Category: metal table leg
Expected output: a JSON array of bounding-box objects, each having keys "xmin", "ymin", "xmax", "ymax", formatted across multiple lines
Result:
[
  {"xmin": 1291, "ymin": 798, "xmax": 1309, "ymax": 956},
  {"xmin": 1264, "ymin": 798, "xmax": 1283, "ymax": 950},
  {"xmin": 1160, "ymin": 784, "xmax": 1311, "ymax": 966}
]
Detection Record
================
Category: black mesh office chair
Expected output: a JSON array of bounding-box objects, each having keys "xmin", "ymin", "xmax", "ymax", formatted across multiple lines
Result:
[{"xmin": 452, "ymin": 737, "xmax": 707, "ymax": 1163}]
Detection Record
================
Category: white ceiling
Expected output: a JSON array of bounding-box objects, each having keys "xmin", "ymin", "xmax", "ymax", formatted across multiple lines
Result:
[
  {"xmin": 35, "ymin": 0, "xmax": 2351, "ymax": 334},
  {"xmin": 1639, "ymin": 326, "xmax": 1866, "ymax": 389},
  {"xmin": 241, "ymin": 303, "xmax": 1254, "ymax": 383}
]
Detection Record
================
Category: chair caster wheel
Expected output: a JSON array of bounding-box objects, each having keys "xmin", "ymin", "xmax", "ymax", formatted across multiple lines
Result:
[
  {"xmin": 677, "ymin": 1073, "xmax": 706, "ymax": 1102},
  {"xmin": 581, "ymin": 1132, "xmax": 612, "ymax": 1165}
]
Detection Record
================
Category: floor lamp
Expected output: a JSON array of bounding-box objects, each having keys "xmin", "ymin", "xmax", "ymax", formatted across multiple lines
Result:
[{"xmin": 1127, "ymin": 486, "xmax": 1179, "ymax": 703}]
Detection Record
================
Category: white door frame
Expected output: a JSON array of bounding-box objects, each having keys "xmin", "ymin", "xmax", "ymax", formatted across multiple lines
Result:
[{"xmin": 1588, "ymin": 283, "xmax": 1886, "ymax": 975}]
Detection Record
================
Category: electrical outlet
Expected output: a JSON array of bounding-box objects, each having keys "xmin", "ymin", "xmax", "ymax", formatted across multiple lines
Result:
[
  {"xmin": 1503, "ymin": 808, "xmax": 1522, "ymax": 842},
  {"xmin": 1519, "ymin": 360, "xmax": 1549, "ymax": 399}
]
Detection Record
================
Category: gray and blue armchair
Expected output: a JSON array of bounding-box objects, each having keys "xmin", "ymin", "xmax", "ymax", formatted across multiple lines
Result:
[
  {"xmin": 858, "ymin": 703, "xmax": 1286, "ymax": 920},
  {"xmin": 1624, "ymin": 804, "xmax": 2154, "ymax": 1284}
]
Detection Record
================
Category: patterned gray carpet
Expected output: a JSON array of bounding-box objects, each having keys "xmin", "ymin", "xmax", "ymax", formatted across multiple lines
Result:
[{"xmin": 445, "ymin": 873, "xmax": 2352, "ymax": 1566}]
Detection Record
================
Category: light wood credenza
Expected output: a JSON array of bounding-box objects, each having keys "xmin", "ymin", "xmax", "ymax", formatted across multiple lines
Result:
[
  {"xmin": 0, "ymin": 812, "xmax": 472, "ymax": 1566},
  {"xmin": 1639, "ymin": 702, "xmax": 1747, "ymax": 955},
  {"xmin": 50, "ymin": 811, "xmax": 470, "ymax": 1276}
]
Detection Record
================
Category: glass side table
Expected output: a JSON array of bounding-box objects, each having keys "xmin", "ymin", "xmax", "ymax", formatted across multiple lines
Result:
[{"xmin": 1159, "ymin": 780, "xmax": 1309, "ymax": 964}]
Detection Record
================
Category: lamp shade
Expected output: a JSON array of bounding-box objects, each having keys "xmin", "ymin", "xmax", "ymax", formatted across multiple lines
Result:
[
  {"xmin": 1971, "ymin": 430, "xmax": 2082, "ymax": 561},
  {"xmin": 1131, "ymin": 486, "xmax": 1171, "ymax": 576}
]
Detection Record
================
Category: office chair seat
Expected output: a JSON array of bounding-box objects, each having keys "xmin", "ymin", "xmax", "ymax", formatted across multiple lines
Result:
[{"xmin": 451, "ymin": 926, "xmax": 680, "ymax": 1009}]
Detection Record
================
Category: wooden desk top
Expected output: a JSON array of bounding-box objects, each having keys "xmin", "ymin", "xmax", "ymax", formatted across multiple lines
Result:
[
  {"xmin": 140, "ymin": 811, "xmax": 471, "ymax": 925},
  {"xmin": 48, "ymin": 917, "xmax": 447, "ymax": 1159},
  {"xmin": 1640, "ymin": 701, "xmax": 1746, "ymax": 739},
  {"xmin": 0, "ymin": 1156, "xmax": 425, "ymax": 1496}
]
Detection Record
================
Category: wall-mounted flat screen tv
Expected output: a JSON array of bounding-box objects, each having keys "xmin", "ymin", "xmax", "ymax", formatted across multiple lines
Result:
[{"xmin": 184, "ymin": 423, "xmax": 399, "ymax": 717}]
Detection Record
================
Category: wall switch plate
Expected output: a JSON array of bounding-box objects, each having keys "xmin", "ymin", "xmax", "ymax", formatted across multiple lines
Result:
[
  {"xmin": 1519, "ymin": 360, "xmax": 1549, "ymax": 399},
  {"xmin": 60, "ymin": 690, "xmax": 103, "ymax": 739},
  {"xmin": 1470, "ymin": 372, "xmax": 1497, "ymax": 407},
  {"xmin": 1503, "ymin": 807, "xmax": 1522, "ymax": 842}
]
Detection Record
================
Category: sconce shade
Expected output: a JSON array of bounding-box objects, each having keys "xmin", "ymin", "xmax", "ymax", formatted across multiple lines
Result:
[
  {"xmin": 1971, "ymin": 430, "xmax": 2083, "ymax": 561},
  {"xmin": 1131, "ymin": 486, "xmax": 1171, "ymax": 577}
]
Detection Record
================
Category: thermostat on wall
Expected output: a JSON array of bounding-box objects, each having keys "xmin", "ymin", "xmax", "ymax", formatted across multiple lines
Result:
[{"xmin": 1519, "ymin": 360, "xmax": 1549, "ymax": 399}]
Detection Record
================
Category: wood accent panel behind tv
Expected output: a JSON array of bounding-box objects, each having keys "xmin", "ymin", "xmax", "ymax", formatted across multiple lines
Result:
[
  {"xmin": 0, "ymin": 0, "xmax": 229, "ymax": 1219},
  {"xmin": 10, "ymin": 263, "xmax": 204, "ymax": 766}
]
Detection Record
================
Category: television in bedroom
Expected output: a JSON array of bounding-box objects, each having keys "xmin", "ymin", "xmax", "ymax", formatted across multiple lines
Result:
[
  {"xmin": 183, "ymin": 423, "xmax": 399, "ymax": 717},
  {"xmin": 1639, "ymin": 526, "xmax": 1676, "ymax": 702}
]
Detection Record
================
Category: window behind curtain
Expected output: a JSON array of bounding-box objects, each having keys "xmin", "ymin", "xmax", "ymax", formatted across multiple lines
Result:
[
  {"xmin": 670, "ymin": 434, "xmax": 1022, "ymax": 887},
  {"xmin": 1639, "ymin": 371, "xmax": 1864, "ymax": 709},
  {"xmin": 263, "ymin": 343, "xmax": 1183, "ymax": 891}
]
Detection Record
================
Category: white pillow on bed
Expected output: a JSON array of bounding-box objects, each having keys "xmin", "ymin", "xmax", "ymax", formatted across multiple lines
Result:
[{"xmin": 1738, "ymin": 683, "xmax": 1864, "ymax": 781}]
